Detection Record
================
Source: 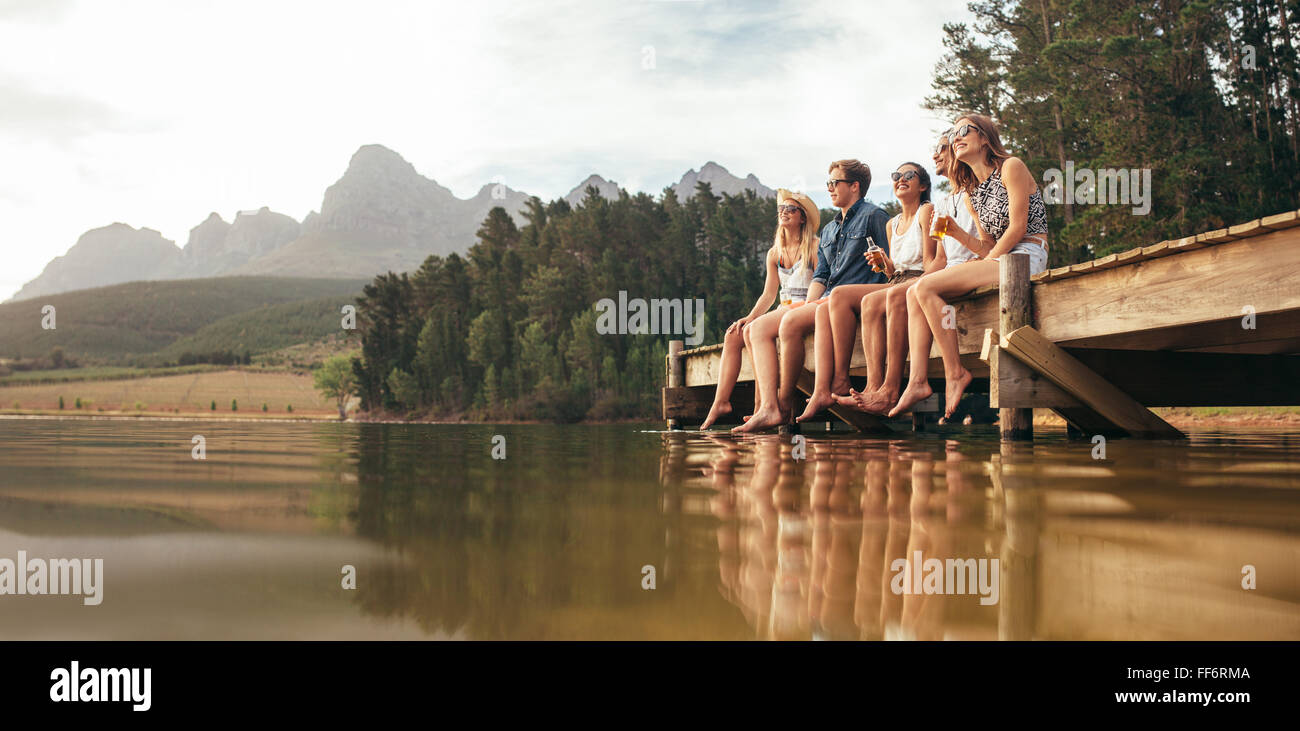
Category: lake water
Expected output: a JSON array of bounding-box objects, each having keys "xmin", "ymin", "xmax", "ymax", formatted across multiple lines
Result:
[{"xmin": 1, "ymin": 418, "xmax": 1298, "ymax": 640}]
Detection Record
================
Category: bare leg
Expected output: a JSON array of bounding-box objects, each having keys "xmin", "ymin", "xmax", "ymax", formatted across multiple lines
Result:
[
  {"xmin": 701, "ymin": 325, "xmax": 744, "ymax": 429},
  {"xmin": 826, "ymin": 284, "xmax": 884, "ymax": 396},
  {"xmin": 733, "ymin": 308, "xmax": 789, "ymax": 433},
  {"xmin": 775, "ymin": 303, "xmax": 819, "ymax": 420},
  {"xmin": 887, "ymin": 284, "xmax": 937, "ymax": 417},
  {"xmin": 890, "ymin": 262, "xmax": 999, "ymax": 417},
  {"xmin": 834, "ymin": 287, "xmax": 888, "ymax": 413},
  {"xmin": 796, "ymin": 301, "xmax": 839, "ymax": 422}
]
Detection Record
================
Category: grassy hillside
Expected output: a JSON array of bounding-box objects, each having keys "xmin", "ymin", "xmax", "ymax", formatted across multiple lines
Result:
[
  {"xmin": 0, "ymin": 276, "xmax": 367, "ymax": 363},
  {"xmin": 151, "ymin": 295, "xmax": 363, "ymax": 364}
]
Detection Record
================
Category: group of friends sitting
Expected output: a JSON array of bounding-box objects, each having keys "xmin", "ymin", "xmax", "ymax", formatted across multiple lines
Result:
[{"xmin": 701, "ymin": 112, "xmax": 1051, "ymax": 432}]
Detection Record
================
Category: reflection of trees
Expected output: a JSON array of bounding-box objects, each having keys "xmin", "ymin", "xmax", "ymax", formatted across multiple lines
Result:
[{"xmin": 349, "ymin": 424, "xmax": 670, "ymax": 639}]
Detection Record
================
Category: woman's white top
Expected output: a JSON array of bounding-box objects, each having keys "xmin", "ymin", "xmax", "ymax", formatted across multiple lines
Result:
[
  {"xmin": 936, "ymin": 191, "xmax": 981, "ymax": 267},
  {"xmin": 776, "ymin": 248, "xmax": 813, "ymax": 302},
  {"xmin": 889, "ymin": 211, "xmax": 926, "ymax": 272}
]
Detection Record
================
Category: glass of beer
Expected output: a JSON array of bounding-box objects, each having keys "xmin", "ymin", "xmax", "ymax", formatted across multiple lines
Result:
[{"xmin": 931, "ymin": 214, "xmax": 949, "ymax": 240}]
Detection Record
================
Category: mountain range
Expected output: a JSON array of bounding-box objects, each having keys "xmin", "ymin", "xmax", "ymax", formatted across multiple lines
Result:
[{"xmin": 8, "ymin": 149, "xmax": 774, "ymax": 302}]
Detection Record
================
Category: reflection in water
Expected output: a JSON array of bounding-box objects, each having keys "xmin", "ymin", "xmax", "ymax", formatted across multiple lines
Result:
[
  {"xmin": 680, "ymin": 430, "xmax": 1300, "ymax": 641},
  {"xmin": 1, "ymin": 419, "xmax": 1299, "ymax": 639}
]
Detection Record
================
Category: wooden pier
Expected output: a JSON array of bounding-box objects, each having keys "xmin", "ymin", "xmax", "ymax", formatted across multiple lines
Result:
[{"xmin": 663, "ymin": 207, "xmax": 1300, "ymax": 439}]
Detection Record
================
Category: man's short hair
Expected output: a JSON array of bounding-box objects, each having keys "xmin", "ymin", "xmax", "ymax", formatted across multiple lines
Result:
[{"xmin": 828, "ymin": 159, "xmax": 872, "ymax": 196}]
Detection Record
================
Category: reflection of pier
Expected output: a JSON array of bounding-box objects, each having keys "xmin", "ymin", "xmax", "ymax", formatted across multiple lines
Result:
[
  {"xmin": 664, "ymin": 209, "xmax": 1300, "ymax": 438},
  {"xmin": 663, "ymin": 433, "xmax": 1300, "ymax": 640}
]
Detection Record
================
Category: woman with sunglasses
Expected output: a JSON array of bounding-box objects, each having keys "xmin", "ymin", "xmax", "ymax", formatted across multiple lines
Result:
[
  {"xmin": 815, "ymin": 162, "xmax": 937, "ymax": 419},
  {"xmin": 699, "ymin": 189, "xmax": 820, "ymax": 429},
  {"xmin": 887, "ymin": 113, "xmax": 1049, "ymax": 420}
]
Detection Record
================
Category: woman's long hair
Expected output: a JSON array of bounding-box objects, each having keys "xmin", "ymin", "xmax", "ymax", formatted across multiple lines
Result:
[
  {"xmin": 949, "ymin": 112, "xmax": 1013, "ymax": 194},
  {"xmin": 773, "ymin": 209, "xmax": 818, "ymax": 274}
]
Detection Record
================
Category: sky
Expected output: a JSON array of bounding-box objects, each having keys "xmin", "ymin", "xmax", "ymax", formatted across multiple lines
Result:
[{"xmin": 0, "ymin": 0, "xmax": 975, "ymax": 301}]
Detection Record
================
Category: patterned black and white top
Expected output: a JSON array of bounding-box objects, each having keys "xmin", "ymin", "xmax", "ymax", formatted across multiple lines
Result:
[{"xmin": 970, "ymin": 165, "xmax": 1048, "ymax": 243}]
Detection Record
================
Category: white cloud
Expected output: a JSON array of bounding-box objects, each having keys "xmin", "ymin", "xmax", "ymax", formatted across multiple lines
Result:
[{"xmin": 0, "ymin": 0, "xmax": 975, "ymax": 299}]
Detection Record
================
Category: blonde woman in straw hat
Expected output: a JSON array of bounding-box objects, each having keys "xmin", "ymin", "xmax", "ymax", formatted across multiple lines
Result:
[{"xmin": 698, "ymin": 189, "xmax": 819, "ymax": 429}]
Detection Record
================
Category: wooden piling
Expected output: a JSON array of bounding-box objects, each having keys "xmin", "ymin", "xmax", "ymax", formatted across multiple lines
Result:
[
  {"xmin": 998, "ymin": 253, "xmax": 1033, "ymax": 441},
  {"xmin": 665, "ymin": 340, "xmax": 684, "ymax": 430}
]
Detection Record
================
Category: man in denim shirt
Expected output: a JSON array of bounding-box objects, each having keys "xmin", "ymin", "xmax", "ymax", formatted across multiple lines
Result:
[{"xmin": 737, "ymin": 158, "xmax": 889, "ymax": 432}]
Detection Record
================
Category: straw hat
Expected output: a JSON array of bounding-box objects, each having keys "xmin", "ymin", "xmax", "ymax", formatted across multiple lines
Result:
[{"xmin": 776, "ymin": 188, "xmax": 820, "ymax": 232}]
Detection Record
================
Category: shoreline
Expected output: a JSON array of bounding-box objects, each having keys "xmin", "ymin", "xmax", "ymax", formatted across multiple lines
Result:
[{"xmin": 3, "ymin": 409, "xmax": 1298, "ymax": 429}]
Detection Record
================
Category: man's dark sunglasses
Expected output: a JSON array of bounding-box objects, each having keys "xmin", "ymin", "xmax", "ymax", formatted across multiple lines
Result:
[{"xmin": 826, "ymin": 178, "xmax": 851, "ymax": 190}]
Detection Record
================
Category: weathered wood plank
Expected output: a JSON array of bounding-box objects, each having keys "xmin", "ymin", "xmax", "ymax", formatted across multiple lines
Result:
[
  {"xmin": 1261, "ymin": 209, "xmax": 1300, "ymax": 230},
  {"xmin": 1228, "ymin": 219, "xmax": 1263, "ymax": 238},
  {"xmin": 1037, "ymin": 226, "xmax": 1300, "ymax": 347},
  {"xmin": 1001, "ymin": 326, "xmax": 1183, "ymax": 438}
]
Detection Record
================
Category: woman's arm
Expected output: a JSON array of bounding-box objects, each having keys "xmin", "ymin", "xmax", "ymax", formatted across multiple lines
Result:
[
  {"xmin": 918, "ymin": 203, "xmax": 937, "ymax": 271},
  {"xmin": 988, "ymin": 157, "xmax": 1034, "ymax": 259}
]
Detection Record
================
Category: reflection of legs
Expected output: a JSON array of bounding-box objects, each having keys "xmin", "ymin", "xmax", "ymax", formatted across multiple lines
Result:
[
  {"xmin": 854, "ymin": 456, "xmax": 888, "ymax": 639},
  {"xmin": 701, "ymin": 325, "xmax": 745, "ymax": 429},
  {"xmin": 733, "ymin": 309, "xmax": 786, "ymax": 433},
  {"xmin": 796, "ymin": 301, "xmax": 838, "ymax": 422},
  {"xmin": 892, "ymin": 262, "xmax": 998, "ymax": 418}
]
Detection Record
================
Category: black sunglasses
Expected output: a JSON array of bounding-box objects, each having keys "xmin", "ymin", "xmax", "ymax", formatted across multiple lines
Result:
[
  {"xmin": 949, "ymin": 123, "xmax": 977, "ymax": 143},
  {"xmin": 890, "ymin": 170, "xmax": 920, "ymax": 183},
  {"xmin": 826, "ymin": 178, "xmax": 851, "ymax": 190}
]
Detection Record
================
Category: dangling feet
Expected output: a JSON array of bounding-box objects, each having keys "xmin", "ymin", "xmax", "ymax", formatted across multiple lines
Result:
[
  {"xmin": 700, "ymin": 401, "xmax": 732, "ymax": 430},
  {"xmin": 944, "ymin": 368, "xmax": 973, "ymax": 419},
  {"xmin": 887, "ymin": 380, "xmax": 933, "ymax": 418},
  {"xmin": 795, "ymin": 389, "xmax": 836, "ymax": 423},
  {"xmin": 835, "ymin": 386, "xmax": 898, "ymax": 414},
  {"xmin": 733, "ymin": 403, "xmax": 788, "ymax": 433}
]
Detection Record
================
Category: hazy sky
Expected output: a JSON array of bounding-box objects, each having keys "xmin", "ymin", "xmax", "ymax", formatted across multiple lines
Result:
[{"xmin": 0, "ymin": 0, "xmax": 974, "ymax": 300}]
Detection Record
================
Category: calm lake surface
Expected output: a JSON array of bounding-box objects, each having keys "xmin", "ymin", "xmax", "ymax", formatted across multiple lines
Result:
[{"xmin": 1, "ymin": 417, "xmax": 1299, "ymax": 640}]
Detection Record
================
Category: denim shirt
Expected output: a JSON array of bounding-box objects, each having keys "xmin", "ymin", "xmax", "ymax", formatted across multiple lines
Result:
[{"xmin": 812, "ymin": 197, "xmax": 891, "ymax": 291}]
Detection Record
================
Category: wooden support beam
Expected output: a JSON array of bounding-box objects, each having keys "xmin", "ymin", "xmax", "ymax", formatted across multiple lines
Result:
[
  {"xmin": 999, "ymin": 253, "xmax": 1033, "ymax": 441},
  {"xmin": 1001, "ymin": 326, "xmax": 1184, "ymax": 439},
  {"xmin": 795, "ymin": 370, "xmax": 893, "ymax": 434},
  {"xmin": 981, "ymin": 329, "xmax": 1081, "ymax": 409},
  {"xmin": 665, "ymin": 340, "xmax": 684, "ymax": 429}
]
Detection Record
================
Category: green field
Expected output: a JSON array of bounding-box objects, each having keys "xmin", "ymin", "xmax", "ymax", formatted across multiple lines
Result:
[
  {"xmin": 0, "ymin": 276, "xmax": 367, "ymax": 363},
  {"xmin": 0, "ymin": 368, "xmax": 337, "ymax": 416}
]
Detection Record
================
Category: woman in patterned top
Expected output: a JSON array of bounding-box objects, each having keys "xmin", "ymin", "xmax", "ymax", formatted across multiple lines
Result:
[{"xmin": 888, "ymin": 113, "xmax": 1050, "ymax": 420}]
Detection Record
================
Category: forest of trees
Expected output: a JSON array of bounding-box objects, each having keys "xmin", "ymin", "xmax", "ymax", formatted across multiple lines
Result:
[
  {"xmin": 927, "ymin": 0, "xmax": 1300, "ymax": 265},
  {"xmin": 349, "ymin": 184, "xmax": 792, "ymax": 421},
  {"xmin": 351, "ymin": 2, "xmax": 1300, "ymax": 421}
]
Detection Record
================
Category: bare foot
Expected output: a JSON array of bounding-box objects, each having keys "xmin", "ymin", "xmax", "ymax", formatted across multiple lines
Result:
[
  {"xmin": 856, "ymin": 387, "xmax": 899, "ymax": 414},
  {"xmin": 795, "ymin": 390, "xmax": 836, "ymax": 423},
  {"xmin": 832, "ymin": 388, "xmax": 871, "ymax": 411},
  {"xmin": 700, "ymin": 401, "xmax": 732, "ymax": 430},
  {"xmin": 944, "ymin": 368, "xmax": 973, "ymax": 419},
  {"xmin": 732, "ymin": 404, "xmax": 787, "ymax": 433},
  {"xmin": 887, "ymin": 380, "xmax": 933, "ymax": 418},
  {"xmin": 830, "ymin": 377, "xmax": 852, "ymax": 397}
]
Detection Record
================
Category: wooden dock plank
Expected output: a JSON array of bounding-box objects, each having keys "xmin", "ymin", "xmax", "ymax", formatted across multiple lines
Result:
[{"xmin": 1261, "ymin": 210, "xmax": 1300, "ymax": 230}]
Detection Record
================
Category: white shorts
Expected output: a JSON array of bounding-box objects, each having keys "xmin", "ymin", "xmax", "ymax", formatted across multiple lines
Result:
[{"xmin": 992, "ymin": 240, "xmax": 1048, "ymax": 275}]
